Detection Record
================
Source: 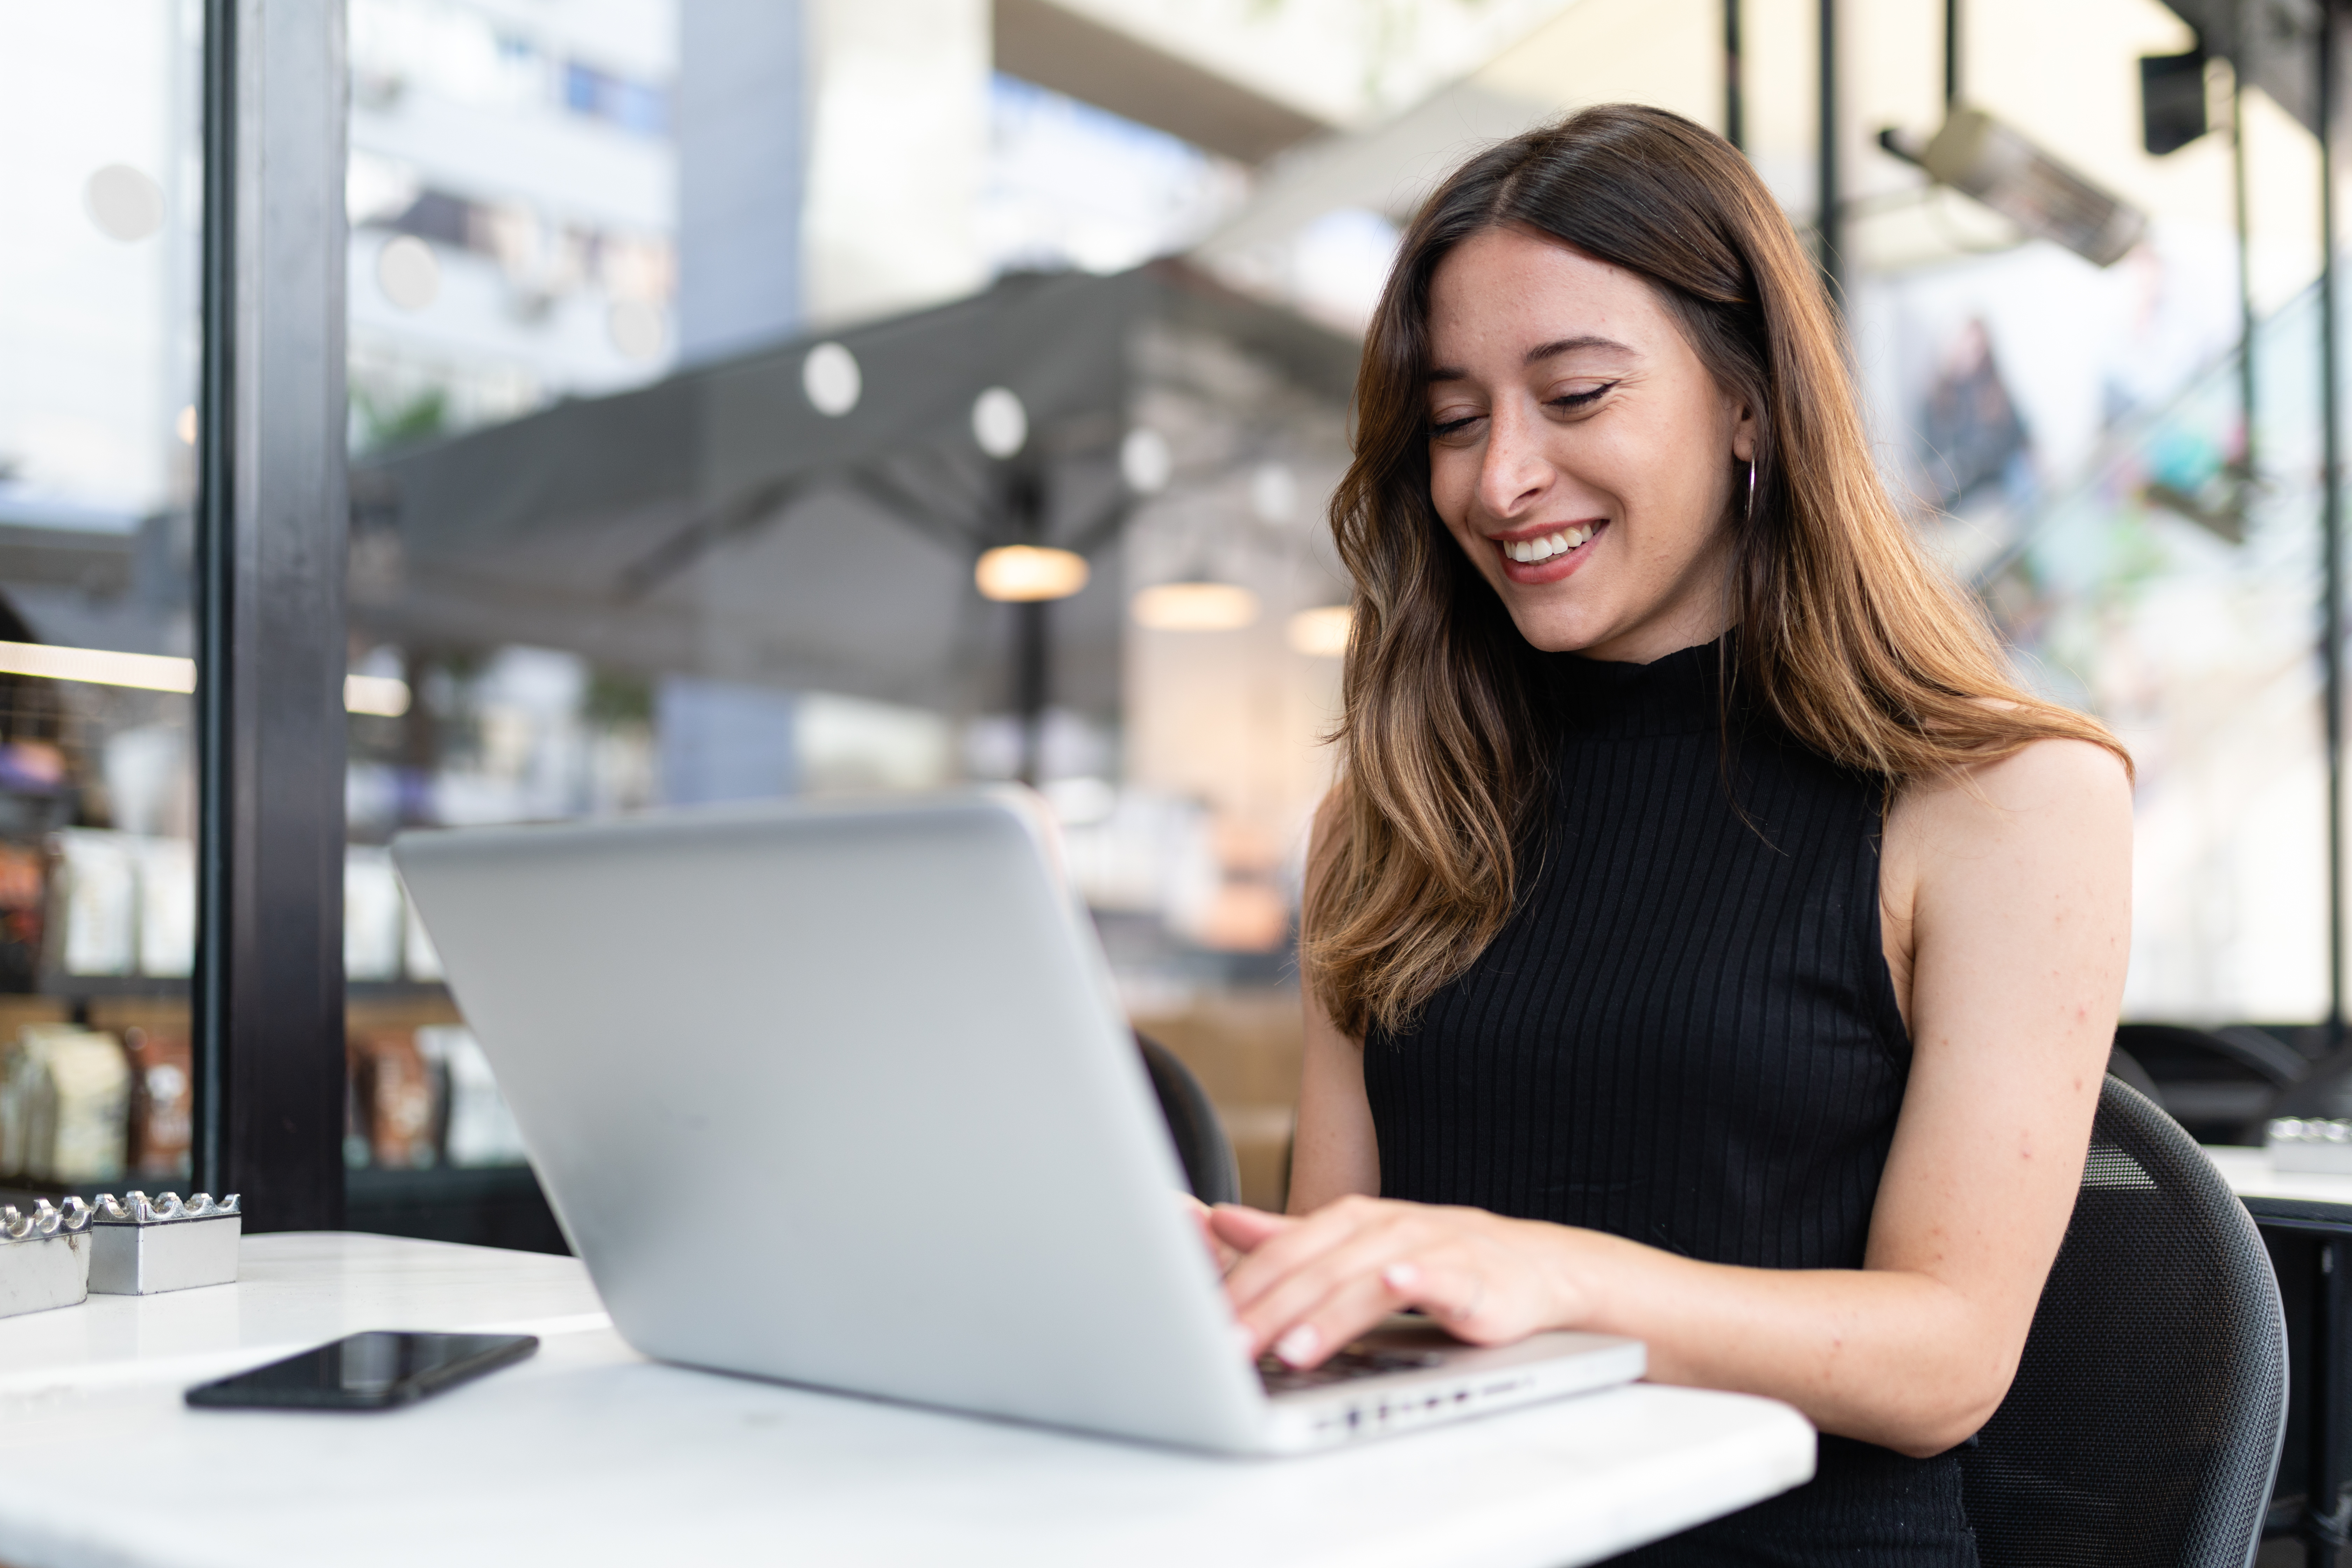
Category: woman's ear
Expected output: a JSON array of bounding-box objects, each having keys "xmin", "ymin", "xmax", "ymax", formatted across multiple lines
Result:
[{"xmin": 1730, "ymin": 397, "xmax": 1759, "ymax": 464}]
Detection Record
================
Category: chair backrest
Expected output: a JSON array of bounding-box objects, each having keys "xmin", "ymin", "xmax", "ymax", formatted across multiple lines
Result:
[
  {"xmin": 1960, "ymin": 1076, "xmax": 2287, "ymax": 1568},
  {"xmin": 1136, "ymin": 1033, "xmax": 1241, "ymax": 1208}
]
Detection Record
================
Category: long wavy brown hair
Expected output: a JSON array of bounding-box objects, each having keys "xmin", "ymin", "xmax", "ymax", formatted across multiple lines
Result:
[{"xmin": 1303, "ymin": 104, "xmax": 2129, "ymax": 1041}]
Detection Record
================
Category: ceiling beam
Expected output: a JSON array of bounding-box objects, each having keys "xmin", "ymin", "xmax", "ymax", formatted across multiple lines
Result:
[{"xmin": 993, "ymin": 0, "xmax": 1331, "ymax": 164}]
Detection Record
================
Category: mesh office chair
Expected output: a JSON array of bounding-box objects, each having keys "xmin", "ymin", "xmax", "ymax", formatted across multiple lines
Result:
[
  {"xmin": 1960, "ymin": 1076, "xmax": 2287, "ymax": 1568},
  {"xmin": 1137, "ymin": 1033, "xmax": 1241, "ymax": 1208}
]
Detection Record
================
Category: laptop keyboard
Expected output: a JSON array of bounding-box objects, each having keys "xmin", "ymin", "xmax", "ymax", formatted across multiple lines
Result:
[{"xmin": 1257, "ymin": 1345, "xmax": 1446, "ymax": 1394}]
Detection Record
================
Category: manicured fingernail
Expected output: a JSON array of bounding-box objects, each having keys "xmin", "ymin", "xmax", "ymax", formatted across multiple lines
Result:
[
  {"xmin": 1382, "ymin": 1262, "xmax": 1419, "ymax": 1289},
  {"xmin": 1276, "ymin": 1324, "xmax": 1320, "ymax": 1367}
]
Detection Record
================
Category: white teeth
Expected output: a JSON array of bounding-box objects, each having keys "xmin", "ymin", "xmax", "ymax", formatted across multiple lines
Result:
[{"xmin": 1505, "ymin": 528, "xmax": 1594, "ymax": 563}]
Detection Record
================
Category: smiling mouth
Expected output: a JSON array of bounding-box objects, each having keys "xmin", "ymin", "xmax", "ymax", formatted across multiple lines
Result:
[{"xmin": 1493, "ymin": 520, "xmax": 1604, "ymax": 566}]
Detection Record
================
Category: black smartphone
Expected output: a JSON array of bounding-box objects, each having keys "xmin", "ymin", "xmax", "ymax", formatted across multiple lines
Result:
[{"xmin": 185, "ymin": 1331, "xmax": 538, "ymax": 1411}]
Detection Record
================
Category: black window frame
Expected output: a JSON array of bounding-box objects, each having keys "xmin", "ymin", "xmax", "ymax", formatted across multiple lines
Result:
[{"xmin": 191, "ymin": 0, "xmax": 349, "ymax": 1228}]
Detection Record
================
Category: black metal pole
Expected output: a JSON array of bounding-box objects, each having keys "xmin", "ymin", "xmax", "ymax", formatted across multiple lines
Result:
[
  {"xmin": 1724, "ymin": 0, "xmax": 1744, "ymax": 151},
  {"xmin": 192, "ymin": 0, "xmax": 236, "ymax": 1194},
  {"xmin": 2326, "ymin": 0, "xmax": 2346, "ymax": 1052},
  {"xmin": 1003, "ymin": 461, "xmax": 1051, "ymax": 789},
  {"xmin": 1818, "ymin": 0, "xmax": 1841, "ymax": 301},
  {"xmin": 1014, "ymin": 600, "xmax": 1049, "ymax": 788},
  {"xmin": 1944, "ymin": 0, "xmax": 1961, "ymax": 107}
]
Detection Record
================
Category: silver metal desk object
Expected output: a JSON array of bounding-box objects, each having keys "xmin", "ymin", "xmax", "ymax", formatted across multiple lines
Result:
[
  {"xmin": 2269, "ymin": 1119, "xmax": 2352, "ymax": 1174},
  {"xmin": 88, "ymin": 1191, "xmax": 240, "ymax": 1295},
  {"xmin": 0, "ymin": 1197, "xmax": 93, "ymax": 1318}
]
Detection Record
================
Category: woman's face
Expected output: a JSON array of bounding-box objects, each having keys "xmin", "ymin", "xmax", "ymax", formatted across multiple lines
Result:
[{"xmin": 1423, "ymin": 225, "xmax": 1755, "ymax": 663}]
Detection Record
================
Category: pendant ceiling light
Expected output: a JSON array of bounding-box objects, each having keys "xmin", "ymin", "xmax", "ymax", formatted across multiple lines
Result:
[
  {"xmin": 1286, "ymin": 605, "xmax": 1351, "ymax": 657},
  {"xmin": 1132, "ymin": 580, "xmax": 1259, "ymax": 631},
  {"xmin": 976, "ymin": 544, "xmax": 1088, "ymax": 602}
]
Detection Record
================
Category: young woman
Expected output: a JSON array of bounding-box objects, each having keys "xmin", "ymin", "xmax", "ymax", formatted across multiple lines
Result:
[{"xmin": 1206, "ymin": 106, "xmax": 2133, "ymax": 1563}]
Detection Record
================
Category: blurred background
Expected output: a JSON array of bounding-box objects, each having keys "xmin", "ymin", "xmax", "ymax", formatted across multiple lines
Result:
[{"xmin": 0, "ymin": 0, "xmax": 2344, "ymax": 1234}]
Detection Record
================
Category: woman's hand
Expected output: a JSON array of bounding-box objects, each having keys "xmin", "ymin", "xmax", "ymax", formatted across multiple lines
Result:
[
  {"xmin": 1181, "ymin": 1193, "xmax": 1242, "ymax": 1274},
  {"xmin": 1211, "ymin": 1195, "xmax": 1591, "ymax": 1367}
]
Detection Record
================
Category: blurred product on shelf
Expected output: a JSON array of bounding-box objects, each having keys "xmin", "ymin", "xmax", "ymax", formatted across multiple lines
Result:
[
  {"xmin": 425, "ymin": 1026, "xmax": 529, "ymax": 1167},
  {"xmin": 0, "ymin": 1024, "xmax": 130, "ymax": 1184},
  {"xmin": 31, "ymin": 831, "xmax": 442, "ymax": 987},
  {"xmin": 349, "ymin": 1031, "xmax": 438, "ymax": 1169},
  {"xmin": 122, "ymin": 1027, "xmax": 192, "ymax": 1180},
  {"xmin": 345, "ymin": 846, "xmax": 405, "ymax": 981},
  {"xmin": 49, "ymin": 831, "xmax": 136, "ymax": 977},
  {"xmin": 132, "ymin": 839, "xmax": 194, "ymax": 978},
  {"xmin": 344, "ymin": 1026, "xmax": 530, "ymax": 1172},
  {"xmin": 0, "ymin": 843, "xmax": 44, "ymax": 992},
  {"xmin": 44, "ymin": 828, "xmax": 198, "ymax": 980}
]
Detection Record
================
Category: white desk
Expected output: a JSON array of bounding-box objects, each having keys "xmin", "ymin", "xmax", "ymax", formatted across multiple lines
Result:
[
  {"xmin": 0, "ymin": 1234, "xmax": 1812, "ymax": 1568},
  {"xmin": 2203, "ymin": 1145, "xmax": 2352, "ymax": 1209}
]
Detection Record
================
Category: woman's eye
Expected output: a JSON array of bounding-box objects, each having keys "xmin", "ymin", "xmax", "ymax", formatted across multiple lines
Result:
[
  {"xmin": 1549, "ymin": 382, "xmax": 1617, "ymax": 412},
  {"xmin": 1428, "ymin": 412, "xmax": 1483, "ymax": 440}
]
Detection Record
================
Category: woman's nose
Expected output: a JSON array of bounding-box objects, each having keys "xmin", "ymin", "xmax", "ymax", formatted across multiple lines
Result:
[{"xmin": 1477, "ymin": 404, "xmax": 1551, "ymax": 519}]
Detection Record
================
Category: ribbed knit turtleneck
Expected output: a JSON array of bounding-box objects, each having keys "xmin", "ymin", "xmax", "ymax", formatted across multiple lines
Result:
[{"xmin": 1363, "ymin": 636, "xmax": 1975, "ymax": 1567}]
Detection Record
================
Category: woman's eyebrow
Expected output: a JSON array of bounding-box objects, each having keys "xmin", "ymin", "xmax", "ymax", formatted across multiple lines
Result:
[
  {"xmin": 1523, "ymin": 334, "xmax": 1636, "ymax": 364},
  {"xmin": 1426, "ymin": 334, "xmax": 1639, "ymax": 384}
]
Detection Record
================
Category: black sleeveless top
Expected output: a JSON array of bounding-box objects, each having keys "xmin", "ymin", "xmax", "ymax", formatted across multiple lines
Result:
[{"xmin": 1363, "ymin": 639, "xmax": 1978, "ymax": 1567}]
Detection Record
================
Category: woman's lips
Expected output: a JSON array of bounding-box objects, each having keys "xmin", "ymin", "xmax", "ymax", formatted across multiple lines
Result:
[{"xmin": 1493, "ymin": 520, "xmax": 1606, "ymax": 584}]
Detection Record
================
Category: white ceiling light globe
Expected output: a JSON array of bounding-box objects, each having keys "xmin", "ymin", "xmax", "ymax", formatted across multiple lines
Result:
[
  {"xmin": 802, "ymin": 342, "xmax": 861, "ymax": 417},
  {"xmin": 84, "ymin": 164, "xmax": 163, "ymax": 242},
  {"xmin": 972, "ymin": 387, "xmax": 1028, "ymax": 459},
  {"xmin": 1120, "ymin": 427, "xmax": 1172, "ymax": 493},
  {"xmin": 608, "ymin": 299, "xmax": 665, "ymax": 360},
  {"xmin": 1250, "ymin": 462, "xmax": 1298, "ymax": 524},
  {"xmin": 376, "ymin": 235, "xmax": 440, "ymax": 312}
]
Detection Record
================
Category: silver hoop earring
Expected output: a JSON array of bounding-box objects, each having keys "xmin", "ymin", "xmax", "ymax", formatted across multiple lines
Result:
[{"xmin": 1745, "ymin": 460, "xmax": 1757, "ymax": 522}]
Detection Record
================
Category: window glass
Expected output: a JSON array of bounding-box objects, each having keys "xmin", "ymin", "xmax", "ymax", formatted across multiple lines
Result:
[
  {"xmin": 341, "ymin": 0, "xmax": 1339, "ymax": 1234},
  {"xmin": 1847, "ymin": 51, "xmax": 2333, "ymax": 1037},
  {"xmin": 0, "ymin": 3, "xmax": 204, "ymax": 1195}
]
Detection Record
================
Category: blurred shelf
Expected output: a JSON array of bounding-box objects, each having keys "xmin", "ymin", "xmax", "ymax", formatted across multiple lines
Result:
[
  {"xmin": 34, "ymin": 974, "xmax": 190, "ymax": 1000},
  {"xmin": 22, "ymin": 976, "xmax": 452, "ymax": 1004},
  {"xmin": 349, "ymin": 980, "xmax": 456, "ymax": 1004}
]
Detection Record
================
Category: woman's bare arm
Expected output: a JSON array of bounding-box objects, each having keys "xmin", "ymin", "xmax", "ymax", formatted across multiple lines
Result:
[
  {"xmin": 1289, "ymin": 971, "xmax": 1380, "ymax": 1213},
  {"xmin": 1218, "ymin": 737, "xmax": 2130, "ymax": 1456},
  {"xmin": 1288, "ymin": 794, "xmax": 1381, "ymax": 1213}
]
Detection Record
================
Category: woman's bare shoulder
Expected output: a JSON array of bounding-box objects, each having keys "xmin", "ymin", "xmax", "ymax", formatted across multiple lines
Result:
[{"xmin": 1885, "ymin": 735, "xmax": 2131, "ymax": 888}]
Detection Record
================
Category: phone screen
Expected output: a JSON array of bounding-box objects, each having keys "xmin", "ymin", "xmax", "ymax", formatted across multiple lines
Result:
[{"xmin": 185, "ymin": 1331, "xmax": 538, "ymax": 1410}]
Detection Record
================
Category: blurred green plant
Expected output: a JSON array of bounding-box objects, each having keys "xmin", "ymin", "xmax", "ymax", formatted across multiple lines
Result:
[
  {"xmin": 352, "ymin": 384, "xmax": 449, "ymax": 456},
  {"xmin": 584, "ymin": 670, "xmax": 653, "ymax": 728}
]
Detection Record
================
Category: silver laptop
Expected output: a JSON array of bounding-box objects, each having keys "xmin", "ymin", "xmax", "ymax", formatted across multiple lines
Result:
[{"xmin": 391, "ymin": 790, "xmax": 1643, "ymax": 1454}]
